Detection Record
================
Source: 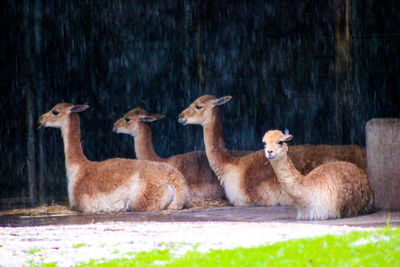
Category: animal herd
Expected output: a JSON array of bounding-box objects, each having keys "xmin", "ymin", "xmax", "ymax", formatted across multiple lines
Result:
[{"xmin": 39, "ymin": 95, "xmax": 374, "ymax": 220}]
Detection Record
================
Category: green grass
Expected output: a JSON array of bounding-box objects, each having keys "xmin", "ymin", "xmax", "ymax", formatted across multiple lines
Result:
[
  {"xmin": 72, "ymin": 243, "xmax": 87, "ymax": 249},
  {"xmin": 81, "ymin": 249, "xmax": 173, "ymax": 266},
  {"xmin": 27, "ymin": 262, "xmax": 57, "ymax": 267},
  {"xmin": 77, "ymin": 227, "xmax": 400, "ymax": 267},
  {"xmin": 27, "ymin": 248, "xmax": 41, "ymax": 254}
]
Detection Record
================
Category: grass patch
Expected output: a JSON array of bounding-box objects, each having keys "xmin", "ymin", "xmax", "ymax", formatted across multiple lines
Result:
[
  {"xmin": 80, "ymin": 249, "xmax": 173, "ymax": 266},
  {"xmin": 27, "ymin": 262, "xmax": 57, "ymax": 267},
  {"xmin": 27, "ymin": 248, "xmax": 41, "ymax": 254},
  {"xmin": 72, "ymin": 243, "xmax": 87, "ymax": 249},
  {"xmin": 78, "ymin": 227, "xmax": 400, "ymax": 266}
]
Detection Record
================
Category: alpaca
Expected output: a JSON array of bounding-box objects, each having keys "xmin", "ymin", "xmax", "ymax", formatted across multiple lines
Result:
[
  {"xmin": 178, "ymin": 95, "xmax": 367, "ymax": 207},
  {"xmin": 112, "ymin": 107, "xmax": 224, "ymax": 201},
  {"xmin": 39, "ymin": 103, "xmax": 189, "ymax": 213},
  {"xmin": 262, "ymin": 130, "xmax": 374, "ymax": 220},
  {"xmin": 113, "ymin": 107, "xmax": 252, "ymax": 202}
]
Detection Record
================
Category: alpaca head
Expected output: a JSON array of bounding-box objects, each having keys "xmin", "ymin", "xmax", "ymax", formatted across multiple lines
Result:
[
  {"xmin": 262, "ymin": 130, "xmax": 293, "ymax": 161},
  {"xmin": 178, "ymin": 95, "xmax": 232, "ymax": 126},
  {"xmin": 39, "ymin": 103, "xmax": 89, "ymax": 129},
  {"xmin": 113, "ymin": 107, "xmax": 165, "ymax": 137}
]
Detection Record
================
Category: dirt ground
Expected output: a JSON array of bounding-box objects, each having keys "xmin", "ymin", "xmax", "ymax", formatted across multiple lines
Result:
[{"xmin": 0, "ymin": 204, "xmax": 399, "ymax": 266}]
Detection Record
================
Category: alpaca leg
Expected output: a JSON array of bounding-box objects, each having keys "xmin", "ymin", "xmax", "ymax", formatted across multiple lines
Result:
[
  {"xmin": 129, "ymin": 182, "xmax": 173, "ymax": 211},
  {"xmin": 166, "ymin": 175, "xmax": 190, "ymax": 210}
]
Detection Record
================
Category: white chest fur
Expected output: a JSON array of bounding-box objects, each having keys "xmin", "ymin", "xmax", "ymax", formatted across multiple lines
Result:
[
  {"xmin": 295, "ymin": 188, "xmax": 338, "ymax": 220},
  {"xmin": 66, "ymin": 164, "xmax": 80, "ymax": 209},
  {"xmin": 221, "ymin": 165, "xmax": 248, "ymax": 206}
]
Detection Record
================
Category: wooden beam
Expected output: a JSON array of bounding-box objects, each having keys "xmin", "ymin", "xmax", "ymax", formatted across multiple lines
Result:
[{"xmin": 334, "ymin": 0, "xmax": 352, "ymax": 144}]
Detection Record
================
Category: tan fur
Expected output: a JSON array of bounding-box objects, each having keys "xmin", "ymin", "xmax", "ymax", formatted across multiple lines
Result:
[
  {"xmin": 178, "ymin": 95, "xmax": 367, "ymax": 207},
  {"xmin": 113, "ymin": 107, "xmax": 223, "ymax": 201},
  {"xmin": 40, "ymin": 103, "xmax": 189, "ymax": 213},
  {"xmin": 113, "ymin": 107, "xmax": 252, "ymax": 202},
  {"xmin": 263, "ymin": 130, "xmax": 374, "ymax": 220}
]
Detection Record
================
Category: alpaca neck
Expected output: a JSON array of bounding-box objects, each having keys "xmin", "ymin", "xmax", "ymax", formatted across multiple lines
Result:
[
  {"xmin": 134, "ymin": 123, "xmax": 162, "ymax": 161},
  {"xmin": 60, "ymin": 113, "xmax": 88, "ymax": 171},
  {"xmin": 202, "ymin": 108, "xmax": 235, "ymax": 177},
  {"xmin": 269, "ymin": 154, "xmax": 307, "ymax": 200}
]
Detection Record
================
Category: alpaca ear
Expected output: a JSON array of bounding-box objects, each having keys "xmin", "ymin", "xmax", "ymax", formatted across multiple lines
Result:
[
  {"xmin": 283, "ymin": 134, "xmax": 293, "ymax": 142},
  {"xmin": 70, "ymin": 105, "xmax": 89, "ymax": 113},
  {"xmin": 139, "ymin": 114, "xmax": 165, "ymax": 122},
  {"xmin": 213, "ymin": 96, "xmax": 232, "ymax": 106},
  {"xmin": 139, "ymin": 116, "xmax": 156, "ymax": 122},
  {"xmin": 152, "ymin": 114, "xmax": 166, "ymax": 120}
]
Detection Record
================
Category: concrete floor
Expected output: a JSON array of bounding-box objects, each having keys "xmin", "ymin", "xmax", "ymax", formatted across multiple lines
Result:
[{"xmin": 1, "ymin": 205, "xmax": 399, "ymax": 228}]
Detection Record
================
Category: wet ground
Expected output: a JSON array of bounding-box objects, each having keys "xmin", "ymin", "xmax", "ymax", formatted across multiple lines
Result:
[{"xmin": 1, "ymin": 205, "xmax": 399, "ymax": 228}]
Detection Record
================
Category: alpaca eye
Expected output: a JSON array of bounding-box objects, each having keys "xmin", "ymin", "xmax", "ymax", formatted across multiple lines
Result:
[
  {"xmin": 278, "ymin": 141, "xmax": 283, "ymax": 146},
  {"xmin": 262, "ymin": 141, "xmax": 266, "ymax": 147},
  {"xmin": 195, "ymin": 105, "xmax": 203, "ymax": 110},
  {"xmin": 125, "ymin": 118, "xmax": 131, "ymax": 123},
  {"xmin": 52, "ymin": 110, "xmax": 59, "ymax": 116}
]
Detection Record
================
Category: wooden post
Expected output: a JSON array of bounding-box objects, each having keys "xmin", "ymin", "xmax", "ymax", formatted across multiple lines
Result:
[
  {"xmin": 34, "ymin": 0, "xmax": 46, "ymax": 204},
  {"xmin": 334, "ymin": 0, "xmax": 352, "ymax": 144},
  {"xmin": 22, "ymin": 0, "xmax": 37, "ymax": 206},
  {"xmin": 366, "ymin": 119, "xmax": 400, "ymax": 210},
  {"xmin": 26, "ymin": 88, "xmax": 37, "ymax": 206}
]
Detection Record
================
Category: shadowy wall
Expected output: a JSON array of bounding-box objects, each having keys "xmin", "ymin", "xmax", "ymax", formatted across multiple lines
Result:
[{"xmin": 0, "ymin": 0, "xmax": 399, "ymax": 206}]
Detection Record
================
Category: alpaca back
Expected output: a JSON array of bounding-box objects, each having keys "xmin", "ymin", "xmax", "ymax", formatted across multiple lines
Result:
[
  {"xmin": 288, "ymin": 144, "xmax": 366, "ymax": 174},
  {"xmin": 305, "ymin": 161, "xmax": 373, "ymax": 218}
]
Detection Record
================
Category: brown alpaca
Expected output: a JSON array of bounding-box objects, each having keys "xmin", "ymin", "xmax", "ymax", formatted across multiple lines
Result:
[
  {"xmin": 178, "ymin": 95, "xmax": 367, "ymax": 207},
  {"xmin": 262, "ymin": 130, "xmax": 374, "ymax": 220},
  {"xmin": 39, "ymin": 103, "xmax": 189, "ymax": 213},
  {"xmin": 112, "ymin": 107, "xmax": 224, "ymax": 201},
  {"xmin": 113, "ymin": 107, "xmax": 252, "ymax": 202}
]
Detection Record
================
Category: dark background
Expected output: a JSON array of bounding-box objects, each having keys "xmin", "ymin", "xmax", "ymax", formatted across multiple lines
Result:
[{"xmin": 0, "ymin": 0, "xmax": 399, "ymax": 207}]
